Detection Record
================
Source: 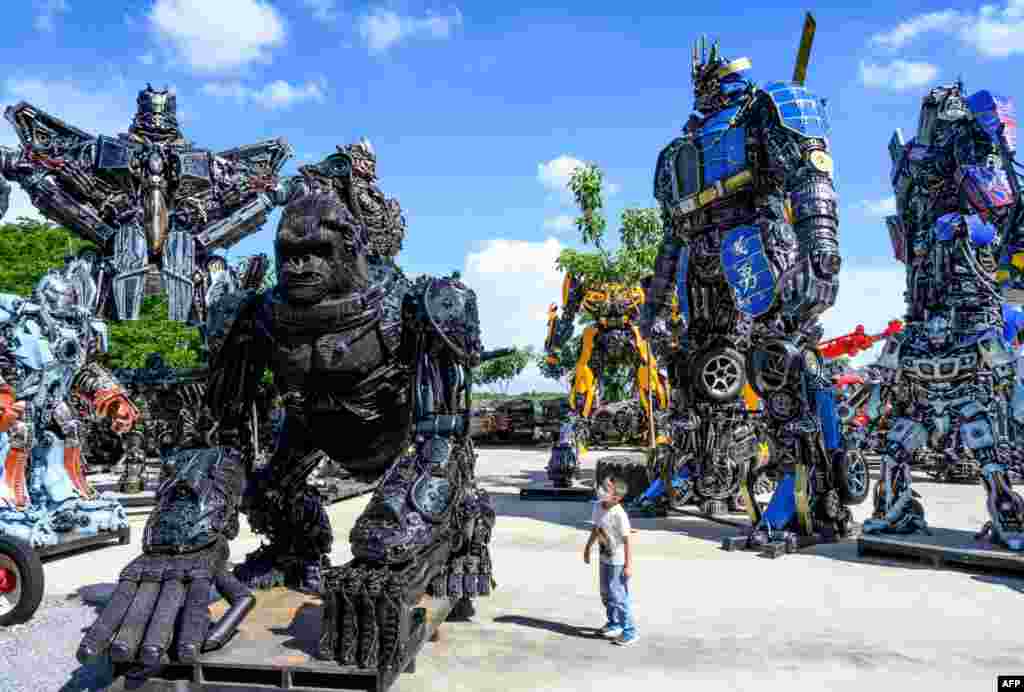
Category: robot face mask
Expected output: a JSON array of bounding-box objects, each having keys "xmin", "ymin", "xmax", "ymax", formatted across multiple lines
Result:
[
  {"xmin": 35, "ymin": 273, "xmax": 76, "ymax": 314},
  {"xmin": 131, "ymin": 84, "xmax": 181, "ymax": 138},
  {"xmin": 926, "ymin": 315, "xmax": 951, "ymax": 350},
  {"xmin": 275, "ymin": 190, "xmax": 371, "ymax": 304},
  {"xmin": 690, "ymin": 36, "xmax": 751, "ymax": 114}
]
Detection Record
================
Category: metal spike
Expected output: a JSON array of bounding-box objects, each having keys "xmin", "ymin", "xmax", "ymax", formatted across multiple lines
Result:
[{"xmin": 701, "ymin": 35, "xmax": 706, "ymax": 62}]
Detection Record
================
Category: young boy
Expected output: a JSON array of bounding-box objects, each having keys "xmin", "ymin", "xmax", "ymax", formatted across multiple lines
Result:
[{"xmin": 583, "ymin": 475, "xmax": 638, "ymax": 645}]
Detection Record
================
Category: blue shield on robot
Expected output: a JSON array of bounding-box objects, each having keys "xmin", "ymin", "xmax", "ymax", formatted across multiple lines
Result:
[{"xmin": 721, "ymin": 225, "xmax": 776, "ymax": 317}]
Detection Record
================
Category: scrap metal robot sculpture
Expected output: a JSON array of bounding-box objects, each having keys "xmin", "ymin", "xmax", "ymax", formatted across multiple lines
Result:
[
  {"xmin": 0, "ymin": 84, "xmax": 291, "ymax": 322},
  {"xmin": 543, "ymin": 276, "xmax": 668, "ymax": 487},
  {"xmin": 0, "ymin": 260, "xmax": 138, "ymax": 550},
  {"xmin": 861, "ymin": 80, "xmax": 1024, "ymax": 547},
  {"xmin": 641, "ymin": 18, "xmax": 868, "ymax": 551},
  {"xmin": 76, "ymin": 143, "xmax": 497, "ymax": 675}
]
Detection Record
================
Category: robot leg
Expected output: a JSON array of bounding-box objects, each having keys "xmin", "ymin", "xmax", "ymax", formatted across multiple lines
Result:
[
  {"xmin": 863, "ymin": 418, "xmax": 927, "ymax": 534},
  {"xmin": 161, "ymin": 230, "xmax": 196, "ymax": 323},
  {"xmin": 112, "ymin": 224, "xmax": 148, "ymax": 321}
]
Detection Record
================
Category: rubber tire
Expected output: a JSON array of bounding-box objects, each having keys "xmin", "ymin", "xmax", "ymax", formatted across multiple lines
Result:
[
  {"xmin": 0, "ymin": 536, "xmax": 45, "ymax": 626},
  {"xmin": 692, "ymin": 347, "xmax": 747, "ymax": 403},
  {"xmin": 595, "ymin": 454, "xmax": 650, "ymax": 503},
  {"xmin": 835, "ymin": 448, "xmax": 870, "ymax": 506}
]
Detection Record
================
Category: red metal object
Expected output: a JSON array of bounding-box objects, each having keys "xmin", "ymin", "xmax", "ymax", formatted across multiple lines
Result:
[
  {"xmin": 834, "ymin": 373, "xmax": 864, "ymax": 388},
  {"xmin": 0, "ymin": 567, "xmax": 16, "ymax": 593},
  {"xmin": 818, "ymin": 319, "xmax": 903, "ymax": 360}
]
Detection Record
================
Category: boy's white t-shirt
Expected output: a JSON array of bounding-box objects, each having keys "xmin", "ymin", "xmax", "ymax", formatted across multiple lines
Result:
[{"xmin": 591, "ymin": 501, "xmax": 631, "ymax": 565}]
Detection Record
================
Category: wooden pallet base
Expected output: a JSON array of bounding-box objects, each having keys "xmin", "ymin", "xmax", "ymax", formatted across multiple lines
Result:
[
  {"xmin": 37, "ymin": 526, "xmax": 130, "ymax": 559},
  {"xmin": 857, "ymin": 527, "xmax": 1024, "ymax": 576},
  {"xmin": 108, "ymin": 587, "xmax": 451, "ymax": 692},
  {"xmin": 519, "ymin": 486, "xmax": 594, "ymax": 501}
]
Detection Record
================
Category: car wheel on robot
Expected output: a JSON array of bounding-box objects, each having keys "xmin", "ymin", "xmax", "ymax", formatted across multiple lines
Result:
[
  {"xmin": 0, "ymin": 535, "xmax": 45, "ymax": 627},
  {"xmin": 692, "ymin": 347, "xmax": 747, "ymax": 403},
  {"xmin": 834, "ymin": 448, "xmax": 870, "ymax": 505}
]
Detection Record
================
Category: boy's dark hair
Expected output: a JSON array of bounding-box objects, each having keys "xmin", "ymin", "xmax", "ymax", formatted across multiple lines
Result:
[{"xmin": 606, "ymin": 476, "xmax": 628, "ymax": 498}]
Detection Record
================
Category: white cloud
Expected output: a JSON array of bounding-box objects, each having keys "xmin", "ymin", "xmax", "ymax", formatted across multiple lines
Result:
[
  {"xmin": 34, "ymin": 0, "xmax": 68, "ymax": 33},
  {"xmin": 870, "ymin": 1, "xmax": 1024, "ymax": 59},
  {"xmin": 463, "ymin": 237, "xmax": 564, "ymax": 392},
  {"xmin": 147, "ymin": 0, "xmax": 286, "ymax": 72},
  {"xmin": 543, "ymin": 215, "xmax": 576, "ymax": 233},
  {"xmin": 0, "ymin": 77, "xmax": 135, "ymax": 224},
  {"xmin": 139, "ymin": 53, "xmax": 155, "ymax": 65},
  {"xmin": 859, "ymin": 196, "xmax": 897, "ymax": 217},
  {"xmin": 859, "ymin": 60, "xmax": 938, "ymax": 90},
  {"xmin": 302, "ymin": 0, "xmax": 338, "ymax": 24},
  {"xmin": 359, "ymin": 7, "xmax": 463, "ymax": 54},
  {"xmin": 201, "ymin": 78, "xmax": 326, "ymax": 109},
  {"xmin": 537, "ymin": 154, "xmax": 586, "ymax": 204}
]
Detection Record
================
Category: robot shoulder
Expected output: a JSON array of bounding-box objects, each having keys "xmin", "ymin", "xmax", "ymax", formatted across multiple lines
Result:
[
  {"xmin": 653, "ymin": 135, "xmax": 694, "ymax": 206},
  {"xmin": 757, "ymin": 81, "xmax": 831, "ymax": 141},
  {"xmin": 404, "ymin": 274, "xmax": 482, "ymax": 366}
]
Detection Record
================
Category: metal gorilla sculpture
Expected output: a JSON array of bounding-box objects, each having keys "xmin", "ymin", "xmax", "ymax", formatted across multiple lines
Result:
[
  {"xmin": 77, "ymin": 145, "xmax": 496, "ymax": 672},
  {"xmin": 863, "ymin": 82, "xmax": 1024, "ymax": 547},
  {"xmin": 640, "ymin": 36, "xmax": 867, "ymax": 547}
]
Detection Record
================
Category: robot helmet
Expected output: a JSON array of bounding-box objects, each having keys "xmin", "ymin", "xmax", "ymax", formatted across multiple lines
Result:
[
  {"xmin": 131, "ymin": 83, "xmax": 181, "ymax": 138},
  {"xmin": 348, "ymin": 137, "xmax": 377, "ymax": 180},
  {"xmin": 691, "ymin": 36, "xmax": 752, "ymax": 113},
  {"xmin": 917, "ymin": 82, "xmax": 968, "ymax": 146}
]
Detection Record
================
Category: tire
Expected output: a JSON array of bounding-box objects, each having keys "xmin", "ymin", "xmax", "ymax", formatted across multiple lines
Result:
[
  {"xmin": 0, "ymin": 536, "xmax": 45, "ymax": 627},
  {"xmin": 595, "ymin": 454, "xmax": 650, "ymax": 503},
  {"xmin": 835, "ymin": 448, "xmax": 870, "ymax": 506},
  {"xmin": 692, "ymin": 347, "xmax": 746, "ymax": 403}
]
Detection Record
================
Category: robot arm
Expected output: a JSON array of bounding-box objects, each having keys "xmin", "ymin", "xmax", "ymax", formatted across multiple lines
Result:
[
  {"xmin": 71, "ymin": 362, "xmax": 139, "ymax": 434},
  {"xmin": 545, "ymin": 274, "xmax": 584, "ymax": 359}
]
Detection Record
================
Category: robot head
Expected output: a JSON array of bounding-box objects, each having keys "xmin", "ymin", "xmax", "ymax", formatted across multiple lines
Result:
[
  {"xmin": 925, "ymin": 314, "xmax": 951, "ymax": 349},
  {"xmin": 347, "ymin": 137, "xmax": 377, "ymax": 180},
  {"xmin": 130, "ymin": 84, "xmax": 181, "ymax": 139},
  {"xmin": 917, "ymin": 82, "xmax": 968, "ymax": 146},
  {"xmin": 691, "ymin": 36, "xmax": 752, "ymax": 114},
  {"xmin": 34, "ymin": 271, "xmax": 76, "ymax": 314}
]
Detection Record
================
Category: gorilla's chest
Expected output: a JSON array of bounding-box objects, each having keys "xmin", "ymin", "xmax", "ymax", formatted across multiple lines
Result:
[{"xmin": 272, "ymin": 326, "xmax": 387, "ymax": 385}]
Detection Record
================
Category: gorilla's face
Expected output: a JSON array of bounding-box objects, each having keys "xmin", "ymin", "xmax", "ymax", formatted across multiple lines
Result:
[{"xmin": 275, "ymin": 190, "xmax": 369, "ymax": 304}]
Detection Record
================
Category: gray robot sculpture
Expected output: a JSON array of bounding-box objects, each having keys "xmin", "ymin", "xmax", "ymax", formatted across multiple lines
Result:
[
  {"xmin": 0, "ymin": 84, "xmax": 291, "ymax": 322},
  {"xmin": 864, "ymin": 81, "xmax": 1024, "ymax": 549},
  {"xmin": 0, "ymin": 260, "xmax": 138, "ymax": 548}
]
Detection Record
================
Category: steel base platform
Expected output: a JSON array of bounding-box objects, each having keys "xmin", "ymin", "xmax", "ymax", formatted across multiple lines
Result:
[
  {"xmin": 109, "ymin": 587, "xmax": 452, "ymax": 692},
  {"xmin": 37, "ymin": 526, "xmax": 130, "ymax": 559},
  {"xmin": 858, "ymin": 527, "xmax": 1024, "ymax": 576},
  {"xmin": 722, "ymin": 532, "xmax": 824, "ymax": 559},
  {"xmin": 519, "ymin": 486, "xmax": 594, "ymax": 501}
]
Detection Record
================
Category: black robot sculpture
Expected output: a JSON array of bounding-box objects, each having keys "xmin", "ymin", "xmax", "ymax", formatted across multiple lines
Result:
[
  {"xmin": 76, "ymin": 144, "xmax": 496, "ymax": 672},
  {"xmin": 0, "ymin": 84, "xmax": 291, "ymax": 322}
]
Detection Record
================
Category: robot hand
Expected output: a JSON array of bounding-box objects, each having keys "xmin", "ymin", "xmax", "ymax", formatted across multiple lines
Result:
[{"xmin": 77, "ymin": 448, "xmax": 252, "ymax": 666}]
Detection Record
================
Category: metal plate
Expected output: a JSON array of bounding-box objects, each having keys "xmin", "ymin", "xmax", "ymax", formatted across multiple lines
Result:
[
  {"xmin": 96, "ymin": 136, "xmax": 133, "ymax": 171},
  {"xmin": 966, "ymin": 90, "xmax": 1017, "ymax": 151},
  {"xmin": 673, "ymin": 139, "xmax": 701, "ymax": 198},
  {"xmin": 762, "ymin": 81, "xmax": 829, "ymax": 139},
  {"xmin": 697, "ymin": 105, "xmax": 746, "ymax": 185},
  {"xmin": 675, "ymin": 245, "xmax": 690, "ymax": 323},
  {"xmin": 178, "ymin": 151, "xmax": 212, "ymax": 184},
  {"xmin": 720, "ymin": 225, "xmax": 777, "ymax": 317}
]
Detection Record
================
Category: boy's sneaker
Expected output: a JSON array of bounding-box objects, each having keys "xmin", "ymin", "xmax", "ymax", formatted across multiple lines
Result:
[
  {"xmin": 598, "ymin": 625, "xmax": 623, "ymax": 638},
  {"xmin": 613, "ymin": 632, "xmax": 639, "ymax": 646}
]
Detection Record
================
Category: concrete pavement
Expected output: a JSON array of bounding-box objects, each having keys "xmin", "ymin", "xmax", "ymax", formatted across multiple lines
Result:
[{"xmin": 10, "ymin": 445, "xmax": 1024, "ymax": 691}]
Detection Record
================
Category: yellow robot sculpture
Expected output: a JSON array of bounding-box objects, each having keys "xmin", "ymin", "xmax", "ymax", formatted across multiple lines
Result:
[{"xmin": 542, "ymin": 273, "xmax": 669, "ymax": 488}]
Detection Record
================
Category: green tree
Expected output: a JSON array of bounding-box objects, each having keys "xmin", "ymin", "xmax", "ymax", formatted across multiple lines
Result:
[
  {"xmin": 472, "ymin": 346, "xmax": 535, "ymax": 395},
  {"xmin": 102, "ymin": 295, "xmax": 203, "ymax": 368},
  {"xmin": 0, "ymin": 218, "xmax": 95, "ymax": 296}
]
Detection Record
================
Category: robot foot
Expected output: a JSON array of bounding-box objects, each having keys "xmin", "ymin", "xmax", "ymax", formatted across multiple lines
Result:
[{"xmin": 232, "ymin": 545, "xmax": 289, "ymax": 590}]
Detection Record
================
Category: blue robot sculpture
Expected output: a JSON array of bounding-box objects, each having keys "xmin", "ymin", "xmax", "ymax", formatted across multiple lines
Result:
[
  {"xmin": 0, "ymin": 260, "xmax": 137, "ymax": 549},
  {"xmin": 863, "ymin": 82, "xmax": 1024, "ymax": 548},
  {"xmin": 640, "ymin": 26, "xmax": 869, "ymax": 552}
]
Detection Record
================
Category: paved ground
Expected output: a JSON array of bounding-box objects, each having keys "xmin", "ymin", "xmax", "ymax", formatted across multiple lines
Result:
[{"xmin": 2, "ymin": 445, "xmax": 1023, "ymax": 692}]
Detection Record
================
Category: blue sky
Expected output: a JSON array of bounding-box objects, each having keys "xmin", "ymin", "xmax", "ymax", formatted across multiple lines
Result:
[{"xmin": 2, "ymin": 0, "xmax": 1023, "ymax": 391}]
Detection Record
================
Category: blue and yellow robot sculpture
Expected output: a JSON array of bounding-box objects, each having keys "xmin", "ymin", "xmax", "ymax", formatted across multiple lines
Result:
[
  {"xmin": 640, "ymin": 19, "xmax": 869, "ymax": 552},
  {"xmin": 861, "ymin": 81, "xmax": 1024, "ymax": 548}
]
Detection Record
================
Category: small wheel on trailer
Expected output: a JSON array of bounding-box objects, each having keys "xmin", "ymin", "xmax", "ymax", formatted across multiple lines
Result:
[{"xmin": 0, "ymin": 535, "xmax": 45, "ymax": 627}]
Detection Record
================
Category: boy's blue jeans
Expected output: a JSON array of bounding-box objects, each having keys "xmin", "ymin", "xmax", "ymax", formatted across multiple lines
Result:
[{"xmin": 599, "ymin": 562, "xmax": 635, "ymax": 635}]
